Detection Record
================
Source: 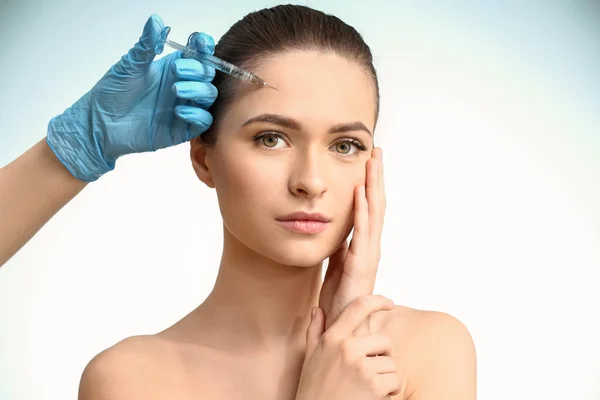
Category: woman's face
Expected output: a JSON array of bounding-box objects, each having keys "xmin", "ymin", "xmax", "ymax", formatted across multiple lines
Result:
[{"xmin": 192, "ymin": 50, "xmax": 377, "ymax": 267}]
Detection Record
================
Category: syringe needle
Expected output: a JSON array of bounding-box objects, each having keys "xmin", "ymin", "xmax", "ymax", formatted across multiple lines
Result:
[{"xmin": 163, "ymin": 36, "xmax": 276, "ymax": 90}]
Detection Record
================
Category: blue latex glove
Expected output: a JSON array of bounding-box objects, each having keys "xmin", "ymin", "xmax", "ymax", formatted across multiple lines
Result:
[{"xmin": 47, "ymin": 14, "xmax": 217, "ymax": 182}]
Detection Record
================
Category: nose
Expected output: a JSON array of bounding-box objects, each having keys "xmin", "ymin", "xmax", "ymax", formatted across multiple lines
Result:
[{"xmin": 288, "ymin": 150, "xmax": 327, "ymax": 199}]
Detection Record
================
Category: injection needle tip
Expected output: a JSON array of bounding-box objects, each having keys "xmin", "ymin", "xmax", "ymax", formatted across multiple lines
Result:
[{"xmin": 264, "ymin": 82, "xmax": 278, "ymax": 91}]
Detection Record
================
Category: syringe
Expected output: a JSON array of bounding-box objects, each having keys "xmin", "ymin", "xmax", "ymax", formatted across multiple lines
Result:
[{"xmin": 163, "ymin": 33, "xmax": 277, "ymax": 90}]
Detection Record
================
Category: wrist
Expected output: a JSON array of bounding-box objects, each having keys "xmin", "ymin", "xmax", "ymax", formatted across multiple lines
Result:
[
  {"xmin": 40, "ymin": 138, "xmax": 89, "ymax": 189},
  {"xmin": 46, "ymin": 111, "xmax": 115, "ymax": 182}
]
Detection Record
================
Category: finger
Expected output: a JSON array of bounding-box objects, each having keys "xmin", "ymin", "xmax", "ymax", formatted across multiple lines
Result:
[
  {"xmin": 174, "ymin": 105, "xmax": 213, "ymax": 138},
  {"xmin": 113, "ymin": 14, "xmax": 167, "ymax": 76},
  {"xmin": 187, "ymin": 31, "xmax": 216, "ymax": 55},
  {"xmin": 172, "ymin": 58, "xmax": 216, "ymax": 82},
  {"xmin": 349, "ymin": 333, "xmax": 393, "ymax": 357},
  {"xmin": 328, "ymin": 295, "xmax": 394, "ymax": 338},
  {"xmin": 348, "ymin": 185, "xmax": 370, "ymax": 286},
  {"xmin": 322, "ymin": 241, "xmax": 346, "ymax": 295},
  {"xmin": 377, "ymin": 148, "xmax": 386, "ymax": 215},
  {"xmin": 305, "ymin": 307, "xmax": 325, "ymax": 360},
  {"xmin": 171, "ymin": 81, "xmax": 218, "ymax": 107},
  {"xmin": 377, "ymin": 372, "xmax": 402, "ymax": 397},
  {"xmin": 320, "ymin": 241, "xmax": 348, "ymax": 329},
  {"xmin": 326, "ymin": 239, "xmax": 348, "ymax": 277},
  {"xmin": 361, "ymin": 355, "xmax": 397, "ymax": 374},
  {"xmin": 366, "ymin": 151, "xmax": 380, "ymax": 226},
  {"xmin": 348, "ymin": 184, "xmax": 369, "ymax": 255},
  {"xmin": 368, "ymin": 148, "xmax": 383, "ymax": 243}
]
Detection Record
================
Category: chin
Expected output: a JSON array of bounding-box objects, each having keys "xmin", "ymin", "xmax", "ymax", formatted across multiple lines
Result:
[
  {"xmin": 275, "ymin": 251, "xmax": 327, "ymax": 268},
  {"xmin": 257, "ymin": 235, "xmax": 339, "ymax": 268}
]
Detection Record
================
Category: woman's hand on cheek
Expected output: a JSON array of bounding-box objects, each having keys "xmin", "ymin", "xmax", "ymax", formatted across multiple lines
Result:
[{"xmin": 318, "ymin": 148, "xmax": 386, "ymax": 333}]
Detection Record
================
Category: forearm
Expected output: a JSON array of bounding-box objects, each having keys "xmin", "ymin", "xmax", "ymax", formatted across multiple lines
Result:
[{"xmin": 0, "ymin": 138, "xmax": 87, "ymax": 266}]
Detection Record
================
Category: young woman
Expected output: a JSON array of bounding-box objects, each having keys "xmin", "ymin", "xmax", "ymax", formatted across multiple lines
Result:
[{"xmin": 0, "ymin": 6, "xmax": 476, "ymax": 400}]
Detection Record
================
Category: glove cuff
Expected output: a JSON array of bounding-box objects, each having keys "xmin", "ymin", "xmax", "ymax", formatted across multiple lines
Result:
[{"xmin": 46, "ymin": 109, "xmax": 115, "ymax": 183}]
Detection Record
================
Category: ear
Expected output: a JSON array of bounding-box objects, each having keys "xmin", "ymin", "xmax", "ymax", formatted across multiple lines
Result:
[{"xmin": 190, "ymin": 137, "xmax": 215, "ymax": 188}]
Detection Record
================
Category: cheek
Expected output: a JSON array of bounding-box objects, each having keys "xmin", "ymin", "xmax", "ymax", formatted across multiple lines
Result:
[
  {"xmin": 211, "ymin": 145, "xmax": 285, "ymax": 206},
  {"xmin": 328, "ymin": 161, "xmax": 366, "ymax": 215},
  {"xmin": 325, "ymin": 163, "xmax": 365, "ymax": 248},
  {"xmin": 332, "ymin": 160, "xmax": 367, "ymax": 191}
]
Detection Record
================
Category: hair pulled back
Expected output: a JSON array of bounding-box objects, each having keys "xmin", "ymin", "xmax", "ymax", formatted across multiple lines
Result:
[{"xmin": 200, "ymin": 4, "xmax": 379, "ymax": 145}]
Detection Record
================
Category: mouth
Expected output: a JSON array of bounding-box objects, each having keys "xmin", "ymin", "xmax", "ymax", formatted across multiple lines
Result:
[{"xmin": 276, "ymin": 211, "xmax": 331, "ymax": 234}]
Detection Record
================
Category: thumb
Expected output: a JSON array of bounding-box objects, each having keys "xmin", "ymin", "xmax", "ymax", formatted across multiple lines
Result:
[
  {"xmin": 325, "ymin": 239, "xmax": 347, "ymax": 281},
  {"xmin": 114, "ymin": 14, "xmax": 169, "ymax": 76},
  {"xmin": 318, "ymin": 240, "xmax": 347, "ymax": 315},
  {"xmin": 305, "ymin": 307, "xmax": 325, "ymax": 360}
]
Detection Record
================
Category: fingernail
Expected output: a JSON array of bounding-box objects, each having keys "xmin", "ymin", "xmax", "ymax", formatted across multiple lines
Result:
[{"xmin": 311, "ymin": 307, "xmax": 317, "ymax": 319}]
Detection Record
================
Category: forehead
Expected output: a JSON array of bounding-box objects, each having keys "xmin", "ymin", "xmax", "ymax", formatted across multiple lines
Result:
[{"xmin": 221, "ymin": 50, "xmax": 377, "ymax": 132}]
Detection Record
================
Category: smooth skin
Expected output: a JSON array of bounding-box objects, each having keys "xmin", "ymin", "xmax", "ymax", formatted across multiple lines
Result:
[
  {"xmin": 77, "ymin": 50, "xmax": 476, "ymax": 400},
  {"xmin": 78, "ymin": 147, "xmax": 475, "ymax": 400},
  {"xmin": 0, "ymin": 139, "xmax": 88, "ymax": 266}
]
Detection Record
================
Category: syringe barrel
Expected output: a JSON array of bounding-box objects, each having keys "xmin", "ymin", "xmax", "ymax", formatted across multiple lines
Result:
[{"xmin": 189, "ymin": 51, "xmax": 255, "ymax": 82}]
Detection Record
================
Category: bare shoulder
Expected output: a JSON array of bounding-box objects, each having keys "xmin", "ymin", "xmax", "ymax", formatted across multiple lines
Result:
[
  {"xmin": 78, "ymin": 335, "xmax": 179, "ymax": 400},
  {"xmin": 383, "ymin": 305, "xmax": 474, "ymax": 346},
  {"xmin": 379, "ymin": 305, "xmax": 477, "ymax": 400}
]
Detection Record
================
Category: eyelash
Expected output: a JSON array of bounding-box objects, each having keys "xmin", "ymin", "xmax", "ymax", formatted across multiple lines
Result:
[{"xmin": 252, "ymin": 131, "xmax": 368, "ymax": 155}]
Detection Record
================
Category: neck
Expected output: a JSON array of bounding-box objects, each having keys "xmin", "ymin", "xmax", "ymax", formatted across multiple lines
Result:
[{"xmin": 196, "ymin": 226, "xmax": 323, "ymax": 351}]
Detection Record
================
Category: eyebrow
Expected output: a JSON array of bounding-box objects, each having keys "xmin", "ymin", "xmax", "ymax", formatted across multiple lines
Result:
[{"xmin": 241, "ymin": 113, "xmax": 372, "ymax": 136}]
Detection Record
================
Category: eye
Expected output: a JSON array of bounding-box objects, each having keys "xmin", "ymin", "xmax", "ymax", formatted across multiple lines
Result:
[
  {"xmin": 334, "ymin": 142, "xmax": 353, "ymax": 154},
  {"xmin": 253, "ymin": 131, "xmax": 288, "ymax": 149},
  {"xmin": 330, "ymin": 138, "xmax": 368, "ymax": 156}
]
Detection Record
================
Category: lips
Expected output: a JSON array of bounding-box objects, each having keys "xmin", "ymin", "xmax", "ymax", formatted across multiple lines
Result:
[
  {"xmin": 277, "ymin": 211, "xmax": 331, "ymax": 222},
  {"xmin": 276, "ymin": 211, "xmax": 331, "ymax": 234}
]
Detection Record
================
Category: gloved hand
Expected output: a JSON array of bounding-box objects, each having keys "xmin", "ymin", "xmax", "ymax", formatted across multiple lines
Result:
[{"xmin": 46, "ymin": 14, "xmax": 217, "ymax": 182}]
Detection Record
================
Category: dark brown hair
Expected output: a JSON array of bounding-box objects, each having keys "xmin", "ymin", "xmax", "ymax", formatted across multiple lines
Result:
[{"xmin": 201, "ymin": 4, "xmax": 380, "ymax": 145}]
